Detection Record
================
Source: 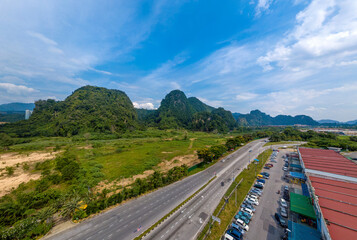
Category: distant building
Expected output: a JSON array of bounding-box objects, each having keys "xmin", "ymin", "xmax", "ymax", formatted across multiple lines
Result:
[{"xmin": 25, "ymin": 110, "xmax": 32, "ymax": 120}]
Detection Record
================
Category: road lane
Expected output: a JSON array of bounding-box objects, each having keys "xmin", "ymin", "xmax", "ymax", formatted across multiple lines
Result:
[{"xmin": 45, "ymin": 139, "xmax": 266, "ymax": 240}]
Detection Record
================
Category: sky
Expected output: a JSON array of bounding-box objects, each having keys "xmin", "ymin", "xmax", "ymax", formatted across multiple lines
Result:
[{"xmin": 0, "ymin": 0, "xmax": 356, "ymax": 121}]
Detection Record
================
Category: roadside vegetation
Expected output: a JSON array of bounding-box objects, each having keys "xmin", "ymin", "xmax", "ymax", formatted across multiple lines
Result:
[
  {"xmin": 0, "ymin": 128, "xmax": 268, "ymax": 239},
  {"xmin": 198, "ymin": 149, "xmax": 272, "ymax": 240}
]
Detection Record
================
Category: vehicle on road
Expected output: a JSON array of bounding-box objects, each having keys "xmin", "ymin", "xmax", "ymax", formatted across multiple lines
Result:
[
  {"xmin": 254, "ymin": 184, "xmax": 264, "ymax": 189},
  {"xmin": 280, "ymin": 198, "xmax": 288, "ymax": 208},
  {"xmin": 275, "ymin": 213, "xmax": 288, "ymax": 228},
  {"xmin": 231, "ymin": 223, "xmax": 245, "ymax": 235},
  {"xmin": 236, "ymin": 219, "xmax": 249, "ymax": 231},
  {"xmin": 280, "ymin": 207, "xmax": 288, "ymax": 218}
]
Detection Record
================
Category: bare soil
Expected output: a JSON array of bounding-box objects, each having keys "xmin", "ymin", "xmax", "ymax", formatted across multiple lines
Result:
[{"xmin": 0, "ymin": 151, "xmax": 60, "ymax": 197}]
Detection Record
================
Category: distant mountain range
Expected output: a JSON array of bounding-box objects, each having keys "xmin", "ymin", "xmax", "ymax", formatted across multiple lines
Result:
[
  {"xmin": 318, "ymin": 119, "xmax": 357, "ymax": 125},
  {"xmin": 236, "ymin": 110, "xmax": 319, "ymax": 126},
  {"xmin": 1, "ymin": 87, "xmax": 356, "ymax": 135},
  {"xmin": 0, "ymin": 102, "xmax": 35, "ymax": 112}
]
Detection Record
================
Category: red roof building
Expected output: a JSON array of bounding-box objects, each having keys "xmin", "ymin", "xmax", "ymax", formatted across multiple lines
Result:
[{"xmin": 298, "ymin": 147, "xmax": 357, "ymax": 240}]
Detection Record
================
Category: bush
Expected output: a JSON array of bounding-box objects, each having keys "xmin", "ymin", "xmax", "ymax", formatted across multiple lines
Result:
[
  {"xmin": 5, "ymin": 166, "xmax": 14, "ymax": 176},
  {"xmin": 22, "ymin": 163, "xmax": 30, "ymax": 171}
]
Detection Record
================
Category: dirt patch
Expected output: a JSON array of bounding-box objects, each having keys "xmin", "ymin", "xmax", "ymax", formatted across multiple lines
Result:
[
  {"xmin": 158, "ymin": 154, "xmax": 200, "ymax": 172},
  {"xmin": 0, "ymin": 171, "xmax": 41, "ymax": 197},
  {"xmin": 0, "ymin": 151, "xmax": 60, "ymax": 197},
  {"xmin": 94, "ymin": 169, "xmax": 155, "ymax": 195},
  {"xmin": 77, "ymin": 145, "xmax": 93, "ymax": 149},
  {"xmin": 161, "ymin": 151, "xmax": 173, "ymax": 154},
  {"xmin": 0, "ymin": 151, "xmax": 61, "ymax": 169}
]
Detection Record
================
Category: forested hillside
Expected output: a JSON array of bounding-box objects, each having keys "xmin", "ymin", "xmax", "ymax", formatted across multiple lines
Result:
[
  {"xmin": 0, "ymin": 86, "xmax": 138, "ymax": 137},
  {"xmin": 237, "ymin": 110, "xmax": 318, "ymax": 126}
]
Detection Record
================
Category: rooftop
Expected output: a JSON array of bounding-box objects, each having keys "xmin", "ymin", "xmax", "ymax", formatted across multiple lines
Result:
[
  {"xmin": 299, "ymin": 148, "xmax": 357, "ymax": 178},
  {"xmin": 309, "ymin": 176, "xmax": 357, "ymax": 239}
]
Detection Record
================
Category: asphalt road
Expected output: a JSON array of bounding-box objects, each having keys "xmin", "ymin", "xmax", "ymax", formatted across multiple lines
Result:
[
  {"xmin": 144, "ymin": 141, "xmax": 268, "ymax": 240},
  {"xmin": 45, "ymin": 139, "xmax": 266, "ymax": 240},
  {"xmin": 244, "ymin": 149, "xmax": 288, "ymax": 240}
]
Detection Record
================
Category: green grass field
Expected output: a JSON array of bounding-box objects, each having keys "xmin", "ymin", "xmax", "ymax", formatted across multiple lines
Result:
[
  {"xmin": 264, "ymin": 141, "xmax": 301, "ymax": 146},
  {"xmin": 3, "ymin": 129, "xmax": 230, "ymax": 181}
]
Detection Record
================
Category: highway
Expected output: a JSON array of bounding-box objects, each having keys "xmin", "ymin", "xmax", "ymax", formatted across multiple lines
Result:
[
  {"xmin": 45, "ymin": 139, "xmax": 266, "ymax": 240},
  {"xmin": 145, "ymin": 140, "xmax": 266, "ymax": 240}
]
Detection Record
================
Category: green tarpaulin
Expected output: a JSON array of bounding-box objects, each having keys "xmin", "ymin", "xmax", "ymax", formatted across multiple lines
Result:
[{"xmin": 290, "ymin": 192, "xmax": 316, "ymax": 220}]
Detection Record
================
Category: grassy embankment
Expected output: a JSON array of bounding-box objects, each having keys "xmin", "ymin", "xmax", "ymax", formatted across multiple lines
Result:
[
  {"xmin": 198, "ymin": 149, "xmax": 272, "ymax": 240},
  {"xmin": 263, "ymin": 141, "xmax": 301, "ymax": 147}
]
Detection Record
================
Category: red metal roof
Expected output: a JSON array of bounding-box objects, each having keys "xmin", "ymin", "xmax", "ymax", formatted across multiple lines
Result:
[
  {"xmin": 309, "ymin": 176, "xmax": 357, "ymax": 239},
  {"xmin": 299, "ymin": 148, "xmax": 357, "ymax": 178}
]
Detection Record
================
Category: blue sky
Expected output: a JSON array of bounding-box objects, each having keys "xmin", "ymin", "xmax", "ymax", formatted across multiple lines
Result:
[{"xmin": 0, "ymin": 0, "xmax": 357, "ymax": 121}]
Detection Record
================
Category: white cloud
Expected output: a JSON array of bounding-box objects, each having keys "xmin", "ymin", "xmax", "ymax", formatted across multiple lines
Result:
[
  {"xmin": 0, "ymin": 83, "xmax": 37, "ymax": 95},
  {"xmin": 255, "ymin": 0, "xmax": 274, "ymax": 16},
  {"xmin": 133, "ymin": 102, "xmax": 155, "ymax": 110},
  {"xmin": 236, "ymin": 92, "xmax": 258, "ymax": 101},
  {"xmin": 305, "ymin": 106, "xmax": 326, "ymax": 111},
  {"xmin": 258, "ymin": 0, "xmax": 357, "ymax": 72}
]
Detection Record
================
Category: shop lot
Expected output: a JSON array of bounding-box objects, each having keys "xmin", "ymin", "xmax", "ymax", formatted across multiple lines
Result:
[{"xmin": 243, "ymin": 150, "xmax": 289, "ymax": 240}]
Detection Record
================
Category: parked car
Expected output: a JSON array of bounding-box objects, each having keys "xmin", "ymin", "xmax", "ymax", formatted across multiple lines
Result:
[
  {"xmin": 283, "ymin": 167, "xmax": 288, "ymax": 171},
  {"xmin": 251, "ymin": 189, "xmax": 262, "ymax": 196},
  {"xmin": 242, "ymin": 203, "xmax": 256, "ymax": 212},
  {"xmin": 284, "ymin": 185, "xmax": 289, "ymax": 191},
  {"xmin": 265, "ymin": 163, "xmax": 273, "ymax": 167},
  {"xmin": 280, "ymin": 207, "xmax": 288, "ymax": 218},
  {"xmin": 271, "ymin": 159, "xmax": 277, "ymax": 163},
  {"xmin": 280, "ymin": 198, "xmax": 288, "ymax": 208},
  {"xmin": 283, "ymin": 193, "xmax": 290, "ymax": 202},
  {"xmin": 264, "ymin": 166, "xmax": 270, "ymax": 170},
  {"xmin": 245, "ymin": 198, "xmax": 259, "ymax": 206},
  {"xmin": 261, "ymin": 172, "xmax": 270, "ymax": 177},
  {"xmin": 238, "ymin": 215, "xmax": 250, "ymax": 224},
  {"xmin": 231, "ymin": 223, "xmax": 245, "ymax": 235},
  {"xmin": 226, "ymin": 228, "xmax": 243, "ymax": 240},
  {"xmin": 224, "ymin": 233, "xmax": 235, "ymax": 240},
  {"xmin": 275, "ymin": 213, "xmax": 288, "ymax": 227},
  {"xmin": 284, "ymin": 163, "xmax": 289, "ymax": 167},
  {"xmin": 254, "ymin": 184, "xmax": 263, "ymax": 189},
  {"xmin": 241, "ymin": 208, "xmax": 254, "ymax": 216},
  {"xmin": 256, "ymin": 181, "xmax": 264, "ymax": 187},
  {"xmin": 249, "ymin": 191, "xmax": 260, "ymax": 198},
  {"xmin": 257, "ymin": 179, "xmax": 266, "ymax": 184},
  {"xmin": 236, "ymin": 219, "xmax": 249, "ymax": 231},
  {"xmin": 248, "ymin": 194, "xmax": 259, "ymax": 200},
  {"xmin": 257, "ymin": 174, "xmax": 264, "ymax": 179}
]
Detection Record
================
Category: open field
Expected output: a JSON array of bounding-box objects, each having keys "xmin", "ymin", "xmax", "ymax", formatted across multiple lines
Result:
[{"xmin": 264, "ymin": 141, "xmax": 301, "ymax": 146}]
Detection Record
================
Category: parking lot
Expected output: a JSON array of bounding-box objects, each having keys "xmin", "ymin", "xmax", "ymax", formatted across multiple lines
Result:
[{"xmin": 224, "ymin": 149, "xmax": 292, "ymax": 240}]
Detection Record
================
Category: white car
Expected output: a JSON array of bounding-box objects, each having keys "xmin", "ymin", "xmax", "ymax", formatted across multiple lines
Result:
[
  {"xmin": 224, "ymin": 233, "xmax": 234, "ymax": 240},
  {"xmin": 246, "ymin": 197, "xmax": 259, "ymax": 205},
  {"xmin": 241, "ymin": 207, "xmax": 254, "ymax": 216},
  {"xmin": 280, "ymin": 198, "xmax": 288, "ymax": 208},
  {"xmin": 281, "ymin": 207, "xmax": 288, "ymax": 218},
  {"xmin": 236, "ymin": 218, "xmax": 249, "ymax": 231},
  {"xmin": 283, "ymin": 167, "xmax": 288, "ymax": 171}
]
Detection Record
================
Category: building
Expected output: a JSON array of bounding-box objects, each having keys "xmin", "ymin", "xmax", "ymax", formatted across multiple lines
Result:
[
  {"xmin": 25, "ymin": 109, "xmax": 32, "ymax": 120},
  {"xmin": 298, "ymin": 147, "xmax": 357, "ymax": 240}
]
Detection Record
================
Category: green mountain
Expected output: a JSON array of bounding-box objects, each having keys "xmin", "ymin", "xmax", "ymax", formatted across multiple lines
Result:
[
  {"xmin": 1, "ymin": 86, "xmax": 138, "ymax": 137},
  {"xmin": 188, "ymin": 97, "xmax": 215, "ymax": 113},
  {"xmin": 155, "ymin": 90, "xmax": 235, "ymax": 132},
  {"xmin": 237, "ymin": 110, "xmax": 318, "ymax": 126}
]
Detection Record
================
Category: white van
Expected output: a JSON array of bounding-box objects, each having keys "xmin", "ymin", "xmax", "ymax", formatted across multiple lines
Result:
[{"xmin": 236, "ymin": 218, "xmax": 249, "ymax": 231}]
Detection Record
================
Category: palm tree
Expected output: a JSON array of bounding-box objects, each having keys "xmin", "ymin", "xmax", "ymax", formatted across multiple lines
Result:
[{"xmin": 61, "ymin": 197, "xmax": 80, "ymax": 219}]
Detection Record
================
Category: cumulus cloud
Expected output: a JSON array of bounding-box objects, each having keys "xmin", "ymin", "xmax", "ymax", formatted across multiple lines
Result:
[
  {"xmin": 0, "ymin": 83, "xmax": 37, "ymax": 95},
  {"xmin": 133, "ymin": 102, "xmax": 155, "ymax": 109},
  {"xmin": 257, "ymin": 0, "xmax": 357, "ymax": 72}
]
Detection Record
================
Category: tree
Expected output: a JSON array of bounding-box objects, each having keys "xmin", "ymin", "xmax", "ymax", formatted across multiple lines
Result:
[{"xmin": 61, "ymin": 197, "xmax": 81, "ymax": 219}]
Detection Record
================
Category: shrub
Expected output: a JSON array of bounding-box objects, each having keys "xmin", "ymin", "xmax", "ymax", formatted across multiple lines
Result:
[
  {"xmin": 22, "ymin": 163, "xmax": 30, "ymax": 171},
  {"xmin": 5, "ymin": 166, "xmax": 14, "ymax": 176}
]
